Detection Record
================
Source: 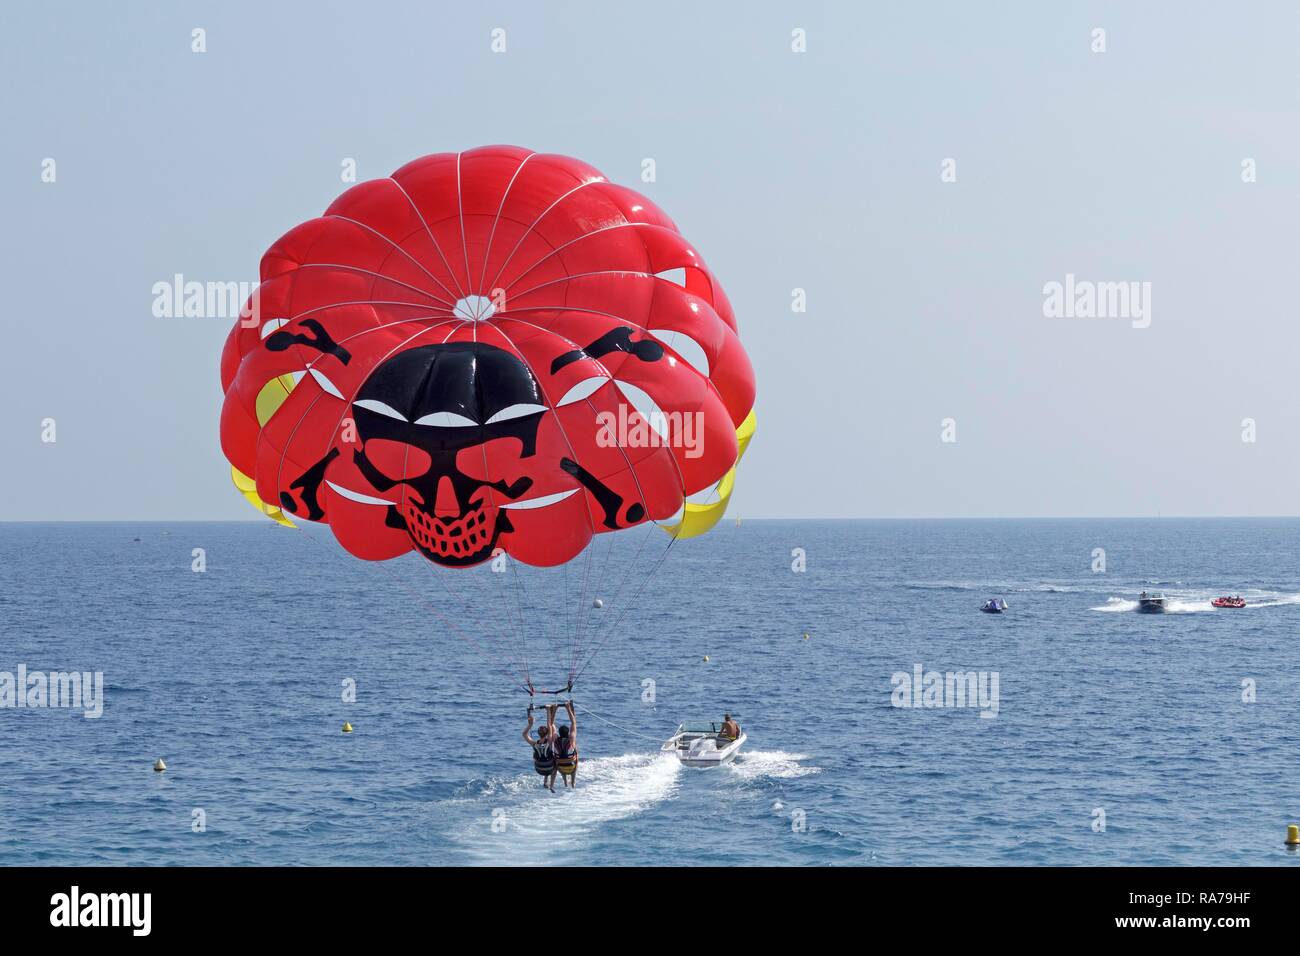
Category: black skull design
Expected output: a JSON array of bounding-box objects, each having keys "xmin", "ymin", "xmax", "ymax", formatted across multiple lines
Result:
[{"xmin": 350, "ymin": 342, "xmax": 545, "ymax": 566}]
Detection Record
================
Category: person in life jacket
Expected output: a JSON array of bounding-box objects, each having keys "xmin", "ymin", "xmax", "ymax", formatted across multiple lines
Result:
[
  {"xmin": 719, "ymin": 713, "xmax": 741, "ymax": 742},
  {"xmin": 523, "ymin": 703, "xmax": 558, "ymax": 792},
  {"xmin": 553, "ymin": 700, "xmax": 579, "ymax": 788}
]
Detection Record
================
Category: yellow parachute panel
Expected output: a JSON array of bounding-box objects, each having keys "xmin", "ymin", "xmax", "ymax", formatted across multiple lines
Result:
[
  {"xmin": 231, "ymin": 464, "xmax": 295, "ymax": 528},
  {"xmin": 661, "ymin": 408, "xmax": 756, "ymax": 540},
  {"xmin": 230, "ymin": 374, "xmax": 298, "ymax": 526},
  {"xmin": 255, "ymin": 373, "xmax": 297, "ymax": 427}
]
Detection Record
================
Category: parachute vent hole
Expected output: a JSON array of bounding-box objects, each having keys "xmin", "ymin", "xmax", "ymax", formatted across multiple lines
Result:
[{"xmin": 453, "ymin": 295, "xmax": 497, "ymax": 321}]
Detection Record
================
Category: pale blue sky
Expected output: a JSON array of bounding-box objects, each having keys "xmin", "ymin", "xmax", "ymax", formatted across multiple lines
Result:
[{"xmin": 2, "ymin": 1, "xmax": 1298, "ymax": 519}]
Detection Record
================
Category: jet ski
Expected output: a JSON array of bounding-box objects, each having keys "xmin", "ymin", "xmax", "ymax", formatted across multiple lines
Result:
[
  {"xmin": 979, "ymin": 598, "xmax": 1008, "ymax": 614},
  {"xmin": 661, "ymin": 722, "xmax": 746, "ymax": 768},
  {"xmin": 1136, "ymin": 591, "xmax": 1167, "ymax": 613},
  {"xmin": 1212, "ymin": 596, "xmax": 1246, "ymax": 609}
]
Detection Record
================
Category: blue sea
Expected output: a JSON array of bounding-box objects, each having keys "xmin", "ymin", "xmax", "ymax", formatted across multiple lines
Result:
[{"xmin": 2, "ymin": 518, "xmax": 1300, "ymax": 866}]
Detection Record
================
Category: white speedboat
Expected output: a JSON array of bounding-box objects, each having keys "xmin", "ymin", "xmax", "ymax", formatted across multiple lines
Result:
[
  {"xmin": 661, "ymin": 722, "xmax": 747, "ymax": 768},
  {"xmin": 1137, "ymin": 591, "xmax": 1167, "ymax": 614}
]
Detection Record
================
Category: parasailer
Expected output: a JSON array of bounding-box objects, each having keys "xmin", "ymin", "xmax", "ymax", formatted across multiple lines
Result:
[
  {"xmin": 524, "ymin": 703, "xmax": 559, "ymax": 792},
  {"xmin": 553, "ymin": 701, "xmax": 579, "ymax": 787},
  {"xmin": 218, "ymin": 145, "xmax": 756, "ymax": 748}
]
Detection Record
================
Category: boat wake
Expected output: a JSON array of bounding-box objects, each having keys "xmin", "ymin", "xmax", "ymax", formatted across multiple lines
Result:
[
  {"xmin": 1247, "ymin": 592, "xmax": 1300, "ymax": 609},
  {"xmin": 452, "ymin": 753, "xmax": 682, "ymax": 865},
  {"xmin": 726, "ymin": 750, "xmax": 820, "ymax": 781},
  {"xmin": 1093, "ymin": 597, "xmax": 1139, "ymax": 613},
  {"xmin": 908, "ymin": 581, "xmax": 1087, "ymax": 594},
  {"xmin": 1092, "ymin": 591, "xmax": 1300, "ymax": 614}
]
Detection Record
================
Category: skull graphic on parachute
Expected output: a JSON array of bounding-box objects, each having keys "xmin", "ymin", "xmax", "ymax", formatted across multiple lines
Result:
[{"xmin": 219, "ymin": 146, "xmax": 756, "ymax": 690}]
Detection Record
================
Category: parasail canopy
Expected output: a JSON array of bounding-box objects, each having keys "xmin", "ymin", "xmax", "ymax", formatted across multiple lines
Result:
[{"xmin": 219, "ymin": 145, "xmax": 756, "ymax": 692}]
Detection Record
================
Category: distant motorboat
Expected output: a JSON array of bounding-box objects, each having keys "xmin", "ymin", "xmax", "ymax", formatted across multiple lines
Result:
[
  {"xmin": 661, "ymin": 722, "xmax": 746, "ymax": 768},
  {"xmin": 979, "ymin": 598, "xmax": 1008, "ymax": 614},
  {"xmin": 1137, "ymin": 591, "xmax": 1167, "ymax": 613}
]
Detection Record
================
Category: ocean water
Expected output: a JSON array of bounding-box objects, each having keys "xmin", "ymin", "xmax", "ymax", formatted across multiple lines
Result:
[{"xmin": 2, "ymin": 518, "xmax": 1300, "ymax": 867}]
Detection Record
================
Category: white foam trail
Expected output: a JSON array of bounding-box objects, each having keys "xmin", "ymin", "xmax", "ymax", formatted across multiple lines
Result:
[
  {"xmin": 1165, "ymin": 598, "xmax": 1211, "ymax": 613},
  {"xmin": 1247, "ymin": 593, "xmax": 1300, "ymax": 608},
  {"xmin": 726, "ymin": 750, "xmax": 820, "ymax": 781},
  {"xmin": 1093, "ymin": 597, "xmax": 1137, "ymax": 612},
  {"xmin": 455, "ymin": 753, "xmax": 681, "ymax": 865},
  {"xmin": 1092, "ymin": 591, "xmax": 1300, "ymax": 613}
]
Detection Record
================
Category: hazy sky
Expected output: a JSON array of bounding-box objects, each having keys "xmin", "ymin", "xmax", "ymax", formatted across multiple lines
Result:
[{"xmin": 3, "ymin": 1, "xmax": 1298, "ymax": 520}]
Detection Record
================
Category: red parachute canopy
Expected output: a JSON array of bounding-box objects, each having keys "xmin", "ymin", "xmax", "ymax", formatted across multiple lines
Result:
[{"xmin": 220, "ymin": 146, "xmax": 756, "ymax": 570}]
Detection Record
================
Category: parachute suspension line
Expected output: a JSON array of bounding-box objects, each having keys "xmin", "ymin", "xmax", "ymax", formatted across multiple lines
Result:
[
  {"xmin": 261, "ymin": 317, "xmax": 536, "ymax": 687},
  {"xmin": 562, "ymin": 552, "xmax": 576, "ymax": 686},
  {"xmin": 397, "ymin": 509, "xmax": 521, "ymax": 668},
  {"xmin": 411, "ymin": 546, "xmax": 525, "ymax": 686},
  {"xmin": 570, "ymin": 529, "xmax": 618, "ymax": 684},
  {"xmin": 290, "ymin": 519, "xmax": 526, "ymax": 693},
  {"xmin": 506, "ymin": 554, "xmax": 534, "ymax": 690},
  {"xmin": 464, "ymin": 401, "xmax": 555, "ymax": 694},
  {"xmin": 490, "ymin": 316, "xmax": 597, "ymax": 687},
  {"xmin": 528, "ymin": 562, "xmax": 556, "ymax": 684},
  {"xmin": 392, "ymin": 551, "xmax": 522, "ymax": 687},
  {"xmin": 505, "ymin": 556, "xmax": 569, "ymax": 694},
  {"xmin": 570, "ymin": 518, "xmax": 653, "ymax": 687},
  {"xmin": 491, "ymin": 553, "xmax": 530, "ymax": 688},
  {"xmin": 566, "ymin": 536, "xmax": 600, "ymax": 688},
  {"xmin": 542, "ymin": 558, "xmax": 564, "ymax": 679},
  {"xmin": 575, "ymin": 523, "xmax": 620, "ymax": 670},
  {"xmin": 486, "ymin": 305, "xmax": 694, "ymax": 689},
  {"xmin": 562, "ymin": 439, "xmax": 668, "ymax": 687},
  {"xmin": 527, "ymin": 562, "xmax": 566, "ymax": 689},
  {"xmin": 572, "ymin": 701, "xmax": 665, "ymax": 743},
  {"xmin": 540, "ymin": 561, "xmax": 575, "ymax": 685},
  {"xmin": 570, "ymin": 535, "xmax": 603, "ymax": 688},
  {"xmin": 461, "ymin": 422, "xmax": 533, "ymax": 690},
  {"xmin": 488, "ymin": 317, "xmax": 607, "ymax": 691},
  {"xmin": 570, "ymin": 534, "xmax": 597, "ymax": 687},
  {"xmin": 572, "ymin": 527, "xmax": 679, "ymax": 686}
]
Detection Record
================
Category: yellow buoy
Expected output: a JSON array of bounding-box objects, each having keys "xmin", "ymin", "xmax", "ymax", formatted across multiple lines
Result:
[
  {"xmin": 153, "ymin": 758, "xmax": 166, "ymax": 772},
  {"xmin": 803, "ymin": 632, "xmax": 810, "ymax": 640},
  {"xmin": 342, "ymin": 722, "xmax": 353, "ymax": 734},
  {"xmin": 1286, "ymin": 824, "xmax": 1299, "ymax": 846},
  {"xmin": 702, "ymin": 655, "xmax": 710, "ymax": 662}
]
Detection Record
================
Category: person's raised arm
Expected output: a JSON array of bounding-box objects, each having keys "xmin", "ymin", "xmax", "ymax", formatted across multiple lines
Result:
[
  {"xmin": 522, "ymin": 712, "xmax": 535, "ymax": 743},
  {"xmin": 565, "ymin": 701, "xmax": 577, "ymax": 740}
]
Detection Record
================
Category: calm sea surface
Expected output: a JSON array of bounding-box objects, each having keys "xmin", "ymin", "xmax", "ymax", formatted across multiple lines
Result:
[{"xmin": 2, "ymin": 518, "xmax": 1299, "ymax": 866}]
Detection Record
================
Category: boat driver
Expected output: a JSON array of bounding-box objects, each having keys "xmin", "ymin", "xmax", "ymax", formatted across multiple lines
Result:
[{"xmin": 719, "ymin": 713, "xmax": 741, "ymax": 742}]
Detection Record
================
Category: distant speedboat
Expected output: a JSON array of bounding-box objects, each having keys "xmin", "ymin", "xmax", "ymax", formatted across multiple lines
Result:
[
  {"xmin": 1212, "ymin": 596, "xmax": 1246, "ymax": 609},
  {"xmin": 661, "ymin": 722, "xmax": 746, "ymax": 768},
  {"xmin": 1137, "ymin": 591, "xmax": 1167, "ymax": 613},
  {"xmin": 979, "ymin": 598, "xmax": 1008, "ymax": 614}
]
